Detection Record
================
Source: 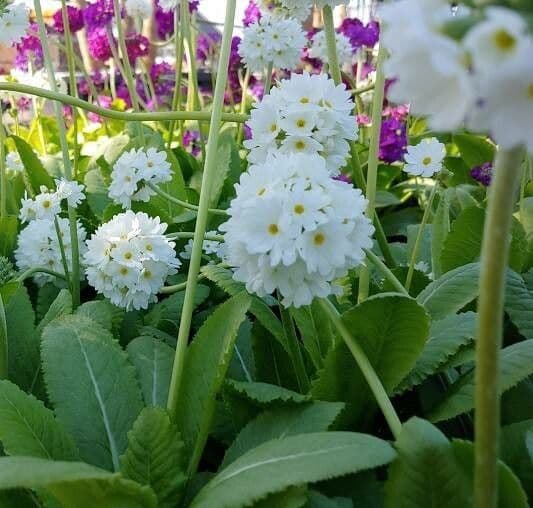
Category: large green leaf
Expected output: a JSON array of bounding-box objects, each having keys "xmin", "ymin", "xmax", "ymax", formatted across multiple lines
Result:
[
  {"xmin": 11, "ymin": 134, "xmax": 54, "ymax": 193},
  {"xmin": 120, "ymin": 407, "xmax": 186, "ymax": 508},
  {"xmin": 429, "ymin": 340, "xmax": 533, "ymax": 422},
  {"xmin": 397, "ymin": 312, "xmax": 477, "ymax": 393},
  {"xmin": 126, "ymin": 336, "xmax": 174, "ymax": 407},
  {"xmin": 431, "ymin": 188, "xmax": 452, "ymax": 280},
  {"xmin": 504, "ymin": 270, "xmax": 533, "ymax": 339},
  {"xmin": 453, "ymin": 133, "xmax": 495, "ymax": 168},
  {"xmin": 191, "ymin": 432, "xmax": 396, "ymax": 508},
  {"xmin": 0, "ymin": 456, "xmax": 156, "ymax": 508},
  {"xmin": 0, "ymin": 216, "xmax": 17, "ymax": 257},
  {"xmin": 175, "ymin": 292, "xmax": 251, "ymax": 467},
  {"xmin": 75, "ymin": 300, "xmax": 122, "ymax": 333},
  {"xmin": 221, "ymin": 402, "xmax": 344, "ymax": 469},
  {"xmin": 210, "ymin": 132, "xmax": 240, "ymax": 208},
  {"xmin": 0, "ymin": 379, "xmax": 78, "ymax": 460},
  {"xmin": 42, "ymin": 315, "xmax": 144, "ymax": 471},
  {"xmin": 225, "ymin": 380, "xmax": 310, "ymax": 406},
  {"xmin": 36, "ymin": 289, "xmax": 72, "ymax": 336}
]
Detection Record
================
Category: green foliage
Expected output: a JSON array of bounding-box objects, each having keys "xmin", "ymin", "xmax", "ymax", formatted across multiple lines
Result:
[
  {"xmin": 0, "ymin": 456, "xmax": 157, "ymax": 508},
  {"xmin": 11, "ymin": 134, "xmax": 54, "ymax": 193},
  {"xmin": 190, "ymin": 432, "xmax": 396, "ymax": 508},
  {"xmin": 226, "ymin": 380, "xmax": 310, "ymax": 406},
  {"xmin": 210, "ymin": 131, "xmax": 240, "ymax": 208},
  {"xmin": 453, "ymin": 133, "xmax": 496, "ymax": 168},
  {"xmin": 0, "ymin": 217, "xmax": 17, "ymax": 258},
  {"xmin": 42, "ymin": 314, "xmax": 144, "ymax": 471},
  {"xmin": 504, "ymin": 270, "xmax": 533, "ymax": 339},
  {"xmin": 36, "ymin": 289, "xmax": 72, "ymax": 336},
  {"xmin": 120, "ymin": 407, "xmax": 186, "ymax": 508}
]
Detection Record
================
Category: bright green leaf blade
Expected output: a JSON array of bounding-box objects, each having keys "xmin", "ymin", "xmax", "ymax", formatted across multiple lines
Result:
[
  {"xmin": 35, "ymin": 289, "xmax": 72, "ymax": 336},
  {"xmin": 0, "ymin": 216, "xmax": 18, "ymax": 258},
  {"xmin": 504, "ymin": 270, "xmax": 533, "ymax": 339},
  {"xmin": 120, "ymin": 407, "xmax": 186, "ymax": 508},
  {"xmin": 453, "ymin": 133, "xmax": 495, "ymax": 168},
  {"xmin": 253, "ymin": 486, "xmax": 308, "ymax": 508},
  {"xmin": 429, "ymin": 341, "xmax": 533, "ymax": 422},
  {"xmin": 191, "ymin": 432, "xmax": 395, "ymax": 508},
  {"xmin": 0, "ymin": 456, "xmax": 156, "ymax": 508},
  {"xmin": 75, "ymin": 300, "xmax": 122, "ymax": 333},
  {"xmin": 42, "ymin": 315, "xmax": 144, "ymax": 471},
  {"xmin": 431, "ymin": 188, "xmax": 452, "ymax": 280},
  {"xmin": 11, "ymin": 134, "xmax": 54, "ymax": 193},
  {"xmin": 0, "ymin": 379, "xmax": 78, "ymax": 460},
  {"xmin": 226, "ymin": 380, "xmax": 310, "ymax": 406},
  {"xmin": 126, "ymin": 336, "xmax": 174, "ymax": 407}
]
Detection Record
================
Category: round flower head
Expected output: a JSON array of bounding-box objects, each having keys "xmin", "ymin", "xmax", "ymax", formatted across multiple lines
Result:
[
  {"xmin": 84, "ymin": 211, "xmax": 180, "ymax": 310},
  {"xmin": 257, "ymin": 0, "xmax": 311, "ymax": 21},
  {"xmin": 244, "ymin": 72, "xmax": 357, "ymax": 175},
  {"xmin": 403, "ymin": 138, "xmax": 446, "ymax": 178},
  {"xmin": 53, "ymin": 6, "xmax": 84, "ymax": 33},
  {"xmin": 0, "ymin": 3, "xmax": 28, "ymax": 46},
  {"xmin": 220, "ymin": 153, "xmax": 374, "ymax": 308},
  {"xmin": 109, "ymin": 147, "xmax": 173, "ymax": 209},
  {"xmin": 15, "ymin": 217, "xmax": 87, "ymax": 287},
  {"xmin": 309, "ymin": 30, "xmax": 353, "ymax": 66},
  {"xmin": 125, "ymin": 0, "xmax": 152, "ymax": 18},
  {"xmin": 19, "ymin": 188, "xmax": 62, "ymax": 224},
  {"xmin": 238, "ymin": 17, "xmax": 306, "ymax": 73},
  {"xmin": 5, "ymin": 151, "xmax": 24, "ymax": 177}
]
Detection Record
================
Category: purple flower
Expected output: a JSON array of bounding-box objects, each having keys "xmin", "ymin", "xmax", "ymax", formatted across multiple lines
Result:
[
  {"xmin": 338, "ymin": 18, "xmax": 380, "ymax": 49},
  {"xmin": 183, "ymin": 129, "xmax": 201, "ymax": 157},
  {"xmin": 14, "ymin": 24, "xmax": 43, "ymax": 71},
  {"xmin": 379, "ymin": 117, "xmax": 407, "ymax": 163},
  {"xmin": 150, "ymin": 61, "xmax": 175, "ymax": 97},
  {"xmin": 189, "ymin": 0, "xmax": 199, "ymax": 12},
  {"xmin": 83, "ymin": 0, "xmax": 115, "ymax": 29},
  {"xmin": 16, "ymin": 97, "xmax": 31, "ymax": 111},
  {"xmin": 125, "ymin": 33, "xmax": 150, "ymax": 62},
  {"xmin": 78, "ymin": 71, "xmax": 106, "ymax": 96},
  {"xmin": 243, "ymin": 1, "xmax": 261, "ymax": 26},
  {"xmin": 53, "ymin": 6, "xmax": 84, "ymax": 33},
  {"xmin": 87, "ymin": 27, "xmax": 113, "ymax": 61},
  {"xmin": 470, "ymin": 162, "xmax": 493, "ymax": 186},
  {"xmin": 88, "ymin": 95, "xmax": 112, "ymax": 122},
  {"xmin": 197, "ymin": 31, "xmax": 221, "ymax": 64},
  {"xmin": 334, "ymin": 173, "xmax": 352, "ymax": 184},
  {"xmin": 155, "ymin": 2, "xmax": 174, "ymax": 39}
]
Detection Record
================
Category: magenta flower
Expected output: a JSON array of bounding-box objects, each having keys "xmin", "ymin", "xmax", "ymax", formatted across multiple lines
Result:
[
  {"xmin": 83, "ymin": 0, "xmax": 115, "ymax": 29},
  {"xmin": 243, "ymin": 1, "xmax": 261, "ymax": 27},
  {"xmin": 125, "ymin": 33, "xmax": 150, "ymax": 62},
  {"xmin": 53, "ymin": 6, "xmax": 84, "ymax": 33},
  {"xmin": 14, "ymin": 24, "xmax": 43, "ymax": 71},
  {"xmin": 183, "ymin": 130, "xmax": 201, "ymax": 157},
  {"xmin": 379, "ymin": 117, "xmax": 407, "ymax": 163},
  {"xmin": 87, "ymin": 27, "xmax": 113, "ymax": 61}
]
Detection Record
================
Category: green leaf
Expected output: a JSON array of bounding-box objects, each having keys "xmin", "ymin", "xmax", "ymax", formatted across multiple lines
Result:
[
  {"xmin": 42, "ymin": 315, "xmax": 144, "ymax": 471},
  {"xmin": 254, "ymin": 486, "xmax": 308, "ymax": 508},
  {"xmin": 0, "ymin": 379, "xmax": 78, "ymax": 460},
  {"xmin": 0, "ymin": 216, "xmax": 18, "ymax": 257},
  {"xmin": 75, "ymin": 300, "xmax": 118, "ymax": 332},
  {"xmin": 397, "ymin": 312, "xmax": 477, "ymax": 393},
  {"xmin": 126, "ymin": 336, "xmax": 175, "ymax": 407},
  {"xmin": 175, "ymin": 292, "xmax": 251, "ymax": 466},
  {"xmin": 226, "ymin": 380, "xmax": 310, "ymax": 406},
  {"xmin": 11, "ymin": 134, "xmax": 54, "ymax": 193},
  {"xmin": 191, "ymin": 432, "xmax": 395, "ymax": 508},
  {"xmin": 431, "ymin": 188, "xmax": 452, "ymax": 279},
  {"xmin": 0, "ymin": 456, "xmax": 156, "ymax": 508},
  {"xmin": 120, "ymin": 407, "xmax": 186, "ymax": 508},
  {"xmin": 210, "ymin": 132, "xmax": 240, "ymax": 208},
  {"xmin": 429, "ymin": 340, "xmax": 533, "ymax": 422},
  {"xmin": 36, "ymin": 289, "xmax": 72, "ymax": 336},
  {"xmin": 501, "ymin": 420, "xmax": 533, "ymax": 500},
  {"xmin": 227, "ymin": 319, "xmax": 255, "ymax": 382},
  {"xmin": 221, "ymin": 402, "xmax": 344, "ymax": 468},
  {"xmin": 453, "ymin": 133, "xmax": 496, "ymax": 167},
  {"xmin": 416, "ymin": 263, "xmax": 480, "ymax": 320},
  {"xmin": 504, "ymin": 270, "xmax": 533, "ymax": 339}
]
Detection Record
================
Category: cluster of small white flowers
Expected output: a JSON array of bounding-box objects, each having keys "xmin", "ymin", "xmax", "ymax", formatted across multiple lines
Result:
[
  {"xmin": 5, "ymin": 151, "xmax": 24, "ymax": 177},
  {"xmin": 238, "ymin": 17, "xmax": 306, "ymax": 73},
  {"xmin": 220, "ymin": 153, "xmax": 374, "ymax": 308},
  {"xmin": 19, "ymin": 179, "xmax": 86, "ymax": 223},
  {"xmin": 257, "ymin": 0, "xmax": 311, "ymax": 21},
  {"xmin": 10, "ymin": 68, "xmax": 68, "ymax": 94},
  {"xmin": 125, "ymin": 0, "xmax": 152, "ymax": 18},
  {"xmin": 309, "ymin": 30, "xmax": 353, "ymax": 65},
  {"xmin": 180, "ymin": 231, "xmax": 221, "ymax": 260},
  {"xmin": 244, "ymin": 72, "xmax": 357, "ymax": 175},
  {"xmin": 0, "ymin": 2, "xmax": 28, "ymax": 46},
  {"xmin": 15, "ymin": 217, "xmax": 87, "ymax": 286},
  {"xmin": 84, "ymin": 211, "xmax": 180, "ymax": 310},
  {"xmin": 403, "ymin": 138, "xmax": 446, "ymax": 178},
  {"xmin": 109, "ymin": 147, "xmax": 172, "ymax": 209},
  {"xmin": 381, "ymin": 1, "xmax": 533, "ymax": 151}
]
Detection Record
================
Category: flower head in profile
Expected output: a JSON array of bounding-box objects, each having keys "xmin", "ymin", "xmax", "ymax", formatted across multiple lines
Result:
[
  {"xmin": 84, "ymin": 211, "xmax": 180, "ymax": 310},
  {"xmin": 220, "ymin": 153, "xmax": 374, "ymax": 308},
  {"xmin": 403, "ymin": 138, "xmax": 446, "ymax": 178}
]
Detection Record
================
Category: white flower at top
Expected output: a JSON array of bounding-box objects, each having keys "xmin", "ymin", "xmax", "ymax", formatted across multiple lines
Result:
[
  {"xmin": 220, "ymin": 153, "xmax": 374, "ymax": 308},
  {"xmin": 308, "ymin": 30, "xmax": 353, "ymax": 66},
  {"xmin": 403, "ymin": 138, "xmax": 446, "ymax": 178},
  {"xmin": 125, "ymin": 0, "xmax": 152, "ymax": 18},
  {"xmin": 109, "ymin": 147, "xmax": 172, "ymax": 209},
  {"xmin": 244, "ymin": 72, "xmax": 357, "ymax": 175},
  {"xmin": 0, "ymin": 2, "xmax": 28, "ymax": 46},
  {"xmin": 15, "ymin": 217, "xmax": 87, "ymax": 286},
  {"xmin": 55, "ymin": 178, "xmax": 86, "ymax": 207},
  {"xmin": 238, "ymin": 17, "xmax": 306, "ymax": 73},
  {"xmin": 84, "ymin": 211, "xmax": 180, "ymax": 310},
  {"xmin": 257, "ymin": 0, "xmax": 312, "ymax": 21},
  {"xmin": 5, "ymin": 151, "xmax": 23, "ymax": 177},
  {"xmin": 19, "ymin": 188, "xmax": 62, "ymax": 224}
]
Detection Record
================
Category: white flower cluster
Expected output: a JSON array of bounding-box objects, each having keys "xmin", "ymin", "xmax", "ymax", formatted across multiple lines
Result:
[
  {"xmin": 109, "ymin": 147, "xmax": 172, "ymax": 209},
  {"xmin": 238, "ymin": 17, "xmax": 306, "ymax": 73},
  {"xmin": 5, "ymin": 152, "xmax": 24, "ymax": 178},
  {"xmin": 308, "ymin": 30, "xmax": 353, "ymax": 66},
  {"xmin": 220, "ymin": 153, "xmax": 374, "ymax": 308},
  {"xmin": 125, "ymin": 0, "xmax": 152, "ymax": 18},
  {"xmin": 15, "ymin": 217, "xmax": 87, "ymax": 286},
  {"xmin": 19, "ymin": 179, "xmax": 85, "ymax": 224},
  {"xmin": 244, "ymin": 72, "xmax": 357, "ymax": 175},
  {"xmin": 403, "ymin": 138, "xmax": 446, "ymax": 178},
  {"xmin": 84, "ymin": 211, "xmax": 180, "ymax": 310},
  {"xmin": 382, "ymin": 1, "xmax": 533, "ymax": 151},
  {"xmin": 257, "ymin": 0, "xmax": 311, "ymax": 21},
  {"xmin": 0, "ymin": 2, "xmax": 28, "ymax": 46}
]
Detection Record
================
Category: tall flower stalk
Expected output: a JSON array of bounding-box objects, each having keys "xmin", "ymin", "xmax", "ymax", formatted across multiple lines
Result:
[
  {"xmin": 474, "ymin": 147, "xmax": 525, "ymax": 508},
  {"xmin": 166, "ymin": 0, "xmax": 237, "ymax": 418}
]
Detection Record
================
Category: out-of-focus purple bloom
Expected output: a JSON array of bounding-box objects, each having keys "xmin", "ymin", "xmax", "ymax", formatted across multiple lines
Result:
[
  {"xmin": 183, "ymin": 129, "xmax": 201, "ymax": 157},
  {"xmin": 116, "ymin": 83, "xmax": 132, "ymax": 108},
  {"xmin": 88, "ymin": 95, "xmax": 112, "ymax": 122},
  {"xmin": 353, "ymin": 61, "xmax": 374, "ymax": 81},
  {"xmin": 383, "ymin": 103, "xmax": 410, "ymax": 121},
  {"xmin": 197, "ymin": 31, "xmax": 221, "ymax": 64},
  {"xmin": 362, "ymin": 20, "xmax": 380, "ymax": 47},
  {"xmin": 470, "ymin": 162, "xmax": 493, "ymax": 186},
  {"xmin": 87, "ymin": 27, "xmax": 113, "ymax": 61},
  {"xmin": 155, "ymin": 2, "xmax": 174, "ymax": 39},
  {"xmin": 334, "ymin": 173, "xmax": 352, "ymax": 183},
  {"xmin": 243, "ymin": 123, "xmax": 252, "ymax": 141},
  {"xmin": 14, "ymin": 24, "xmax": 43, "ymax": 71},
  {"xmin": 84, "ymin": 0, "xmax": 115, "ymax": 29},
  {"xmin": 243, "ymin": 1, "xmax": 261, "ymax": 26},
  {"xmin": 379, "ymin": 117, "xmax": 407, "ymax": 163},
  {"xmin": 189, "ymin": 0, "xmax": 199, "ymax": 12},
  {"xmin": 249, "ymin": 79, "xmax": 264, "ymax": 101},
  {"xmin": 78, "ymin": 71, "xmax": 106, "ymax": 96},
  {"xmin": 150, "ymin": 60, "xmax": 175, "ymax": 97},
  {"xmin": 301, "ymin": 29, "xmax": 322, "ymax": 73},
  {"xmin": 53, "ymin": 6, "xmax": 84, "ymax": 33},
  {"xmin": 125, "ymin": 33, "xmax": 150, "ymax": 62},
  {"xmin": 339, "ymin": 18, "xmax": 380, "ymax": 50},
  {"xmin": 16, "ymin": 97, "xmax": 31, "ymax": 111}
]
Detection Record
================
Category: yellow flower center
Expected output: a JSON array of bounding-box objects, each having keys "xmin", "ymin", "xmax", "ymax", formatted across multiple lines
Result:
[
  {"xmin": 313, "ymin": 232, "xmax": 326, "ymax": 246},
  {"xmin": 422, "ymin": 156, "xmax": 432, "ymax": 166},
  {"xmin": 493, "ymin": 29, "xmax": 516, "ymax": 51},
  {"xmin": 296, "ymin": 119, "xmax": 306, "ymax": 128},
  {"xmin": 144, "ymin": 270, "xmax": 152, "ymax": 279},
  {"xmin": 300, "ymin": 97, "xmax": 310, "ymax": 104},
  {"xmin": 527, "ymin": 84, "xmax": 533, "ymax": 99},
  {"xmin": 124, "ymin": 252, "xmax": 133, "ymax": 260},
  {"xmin": 270, "ymin": 123, "xmax": 278, "ymax": 133},
  {"xmin": 147, "ymin": 161, "xmax": 154, "ymax": 168},
  {"xmin": 294, "ymin": 204, "xmax": 305, "ymax": 214},
  {"xmin": 268, "ymin": 224, "xmax": 279, "ymax": 235},
  {"xmin": 42, "ymin": 200, "xmax": 51, "ymax": 209},
  {"xmin": 257, "ymin": 187, "xmax": 266, "ymax": 196},
  {"xmin": 295, "ymin": 140, "xmax": 306, "ymax": 150},
  {"xmin": 145, "ymin": 244, "xmax": 153, "ymax": 251},
  {"xmin": 120, "ymin": 267, "xmax": 129, "ymax": 276}
]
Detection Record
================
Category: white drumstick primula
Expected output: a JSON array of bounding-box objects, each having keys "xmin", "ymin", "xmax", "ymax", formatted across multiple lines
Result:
[
  {"xmin": 403, "ymin": 138, "xmax": 446, "ymax": 178},
  {"xmin": 309, "ymin": 30, "xmax": 353, "ymax": 66},
  {"xmin": 220, "ymin": 153, "xmax": 374, "ymax": 308}
]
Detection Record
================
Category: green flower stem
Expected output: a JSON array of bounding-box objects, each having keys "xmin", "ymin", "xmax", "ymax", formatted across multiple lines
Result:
[
  {"xmin": 278, "ymin": 298, "xmax": 310, "ymax": 393},
  {"xmin": 0, "ymin": 293, "xmax": 7, "ymax": 379},
  {"xmin": 474, "ymin": 147, "xmax": 525, "ymax": 508},
  {"xmin": 264, "ymin": 62, "xmax": 273, "ymax": 95},
  {"xmin": 146, "ymin": 182, "xmax": 228, "ymax": 216},
  {"xmin": 166, "ymin": 0, "xmax": 237, "ymax": 418},
  {"xmin": 357, "ymin": 45, "xmax": 386, "ymax": 303},
  {"xmin": 319, "ymin": 298, "xmax": 401, "ymax": 439},
  {"xmin": 159, "ymin": 273, "xmax": 207, "ymax": 295},
  {"xmin": 237, "ymin": 68, "xmax": 251, "ymax": 145},
  {"xmin": 34, "ymin": 0, "xmax": 81, "ymax": 308},
  {"xmin": 364, "ymin": 249, "xmax": 407, "ymax": 296},
  {"xmin": 183, "ymin": 8, "xmax": 201, "ymax": 112},
  {"xmin": 53, "ymin": 216, "xmax": 72, "ymax": 293},
  {"xmin": 322, "ymin": 6, "xmax": 342, "ymax": 86},
  {"xmin": 0, "ymin": 83, "xmax": 248, "ymax": 124},
  {"xmin": 16, "ymin": 267, "xmax": 68, "ymax": 283},
  {"xmin": 405, "ymin": 182, "xmax": 439, "ymax": 292},
  {"xmin": 0, "ymin": 116, "xmax": 6, "ymax": 218},
  {"xmin": 166, "ymin": 232, "xmax": 224, "ymax": 242}
]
